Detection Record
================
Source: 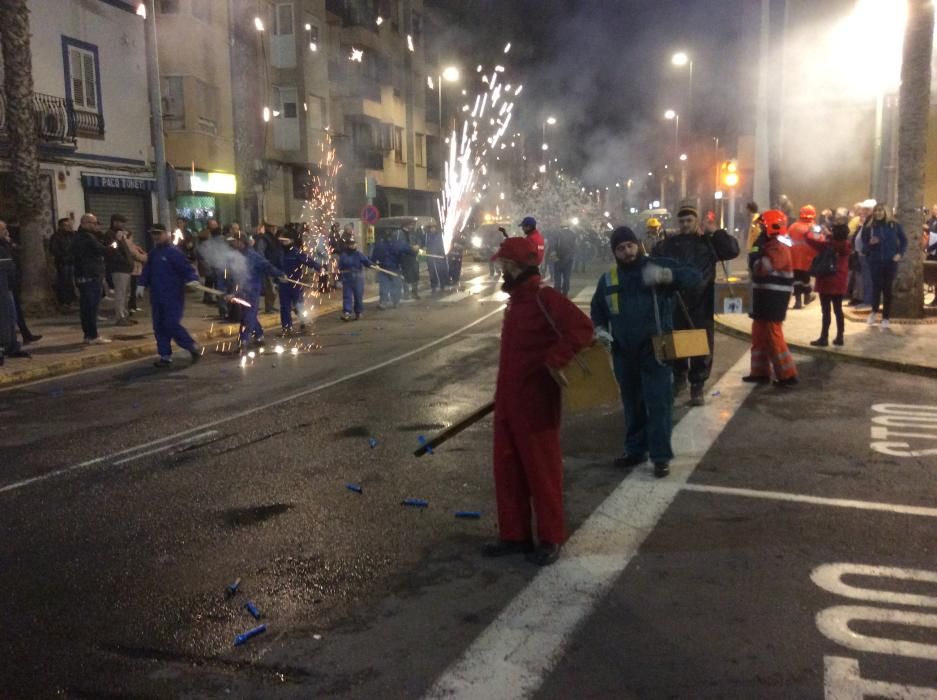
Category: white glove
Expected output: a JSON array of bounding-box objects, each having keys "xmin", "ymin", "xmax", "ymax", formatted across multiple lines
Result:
[
  {"xmin": 642, "ymin": 263, "xmax": 673, "ymax": 286},
  {"xmin": 136, "ymin": 286, "xmax": 145, "ymax": 300},
  {"xmin": 595, "ymin": 328, "xmax": 614, "ymax": 350}
]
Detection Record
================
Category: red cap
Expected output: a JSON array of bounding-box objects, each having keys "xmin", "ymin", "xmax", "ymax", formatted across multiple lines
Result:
[
  {"xmin": 799, "ymin": 205, "xmax": 817, "ymax": 221},
  {"xmin": 491, "ymin": 236, "xmax": 539, "ymax": 264}
]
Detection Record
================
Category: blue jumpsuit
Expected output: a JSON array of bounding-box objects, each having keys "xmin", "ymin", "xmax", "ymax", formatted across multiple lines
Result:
[
  {"xmin": 590, "ymin": 257, "xmax": 701, "ymax": 463},
  {"xmin": 338, "ymin": 249, "xmax": 372, "ymax": 316},
  {"xmin": 139, "ymin": 243, "xmax": 199, "ymax": 360},
  {"xmin": 424, "ymin": 228, "xmax": 448, "ymax": 292},
  {"xmin": 370, "ymin": 239, "xmax": 410, "ymax": 306},
  {"xmin": 239, "ymin": 248, "xmax": 284, "ymax": 344},
  {"xmin": 274, "ymin": 246, "xmax": 321, "ymax": 330}
]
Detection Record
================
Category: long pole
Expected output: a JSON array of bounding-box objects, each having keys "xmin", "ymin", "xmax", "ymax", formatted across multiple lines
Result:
[
  {"xmin": 143, "ymin": 0, "xmax": 170, "ymax": 225},
  {"xmin": 752, "ymin": 0, "xmax": 771, "ymax": 209}
]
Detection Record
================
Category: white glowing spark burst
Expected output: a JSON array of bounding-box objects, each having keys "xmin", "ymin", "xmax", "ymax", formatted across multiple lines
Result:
[
  {"xmin": 503, "ymin": 43, "xmax": 511, "ymax": 53},
  {"xmin": 253, "ymin": 16, "xmax": 264, "ymax": 31},
  {"xmin": 350, "ymin": 47, "xmax": 364, "ymax": 62},
  {"xmin": 172, "ymin": 228, "xmax": 183, "ymax": 245},
  {"xmin": 407, "ymin": 34, "xmax": 415, "ymax": 52}
]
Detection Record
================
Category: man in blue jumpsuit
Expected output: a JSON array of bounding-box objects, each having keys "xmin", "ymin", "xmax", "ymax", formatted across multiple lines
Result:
[
  {"xmin": 229, "ymin": 232, "xmax": 285, "ymax": 348},
  {"xmin": 591, "ymin": 226, "xmax": 701, "ymax": 477},
  {"xmin": 370, "ymin": 230, "xmax": 411, "ymax": 308},
  {"xmin": 137, "ymin": 223, "xmax": 202, "ymax": 368},
  {"xmin": 337, "ymin": 230, "xmax": 373, "ymax": 320},
  {"xmin": 273, "ymin": 226, "xmax": 320, "ymax": 334}
]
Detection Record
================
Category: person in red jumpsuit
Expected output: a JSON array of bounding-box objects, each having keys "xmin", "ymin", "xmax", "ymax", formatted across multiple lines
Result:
[
  {"xmin": 788, "ymin": 204, "xmax": 818, "ymax": 309},
  {"xmin": 519, "ymin": 216, "xmax": 545, "ymax": 265},
  {"xmin": 485, "ymin": 236, "xmax": 594, "ymax": 566}
]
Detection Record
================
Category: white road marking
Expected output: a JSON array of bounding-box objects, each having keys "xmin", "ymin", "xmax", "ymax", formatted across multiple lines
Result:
[
  {"xmin": 424, "ymin": 351, "xmax": 755, "ymax": 699},
  {"xmin": 812, "ymin": 563, "xmax": 937, "ymax": 610},
  {"xmin": 681, "ymin": 483, "xmax": 937, "ymax": 519},
  {"xmin": 0, "ymin": 306, "xmax": 506, "ymax": 496},
  {"xmin": 824, "ymin": 656, "xmax": 937, "ymax": 699},
  {"xmin": 110, "ymin": 430, "xmax": 220, "ymax": 466}
]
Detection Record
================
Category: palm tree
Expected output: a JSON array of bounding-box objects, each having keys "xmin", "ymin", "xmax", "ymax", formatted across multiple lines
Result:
[
  {"xmin": 892, "ymin": 0, "xmax": 934, "ymax": 319},
  {"xmin": 0, "ymin": 0, "xmax": 51, "ymax": 309}
]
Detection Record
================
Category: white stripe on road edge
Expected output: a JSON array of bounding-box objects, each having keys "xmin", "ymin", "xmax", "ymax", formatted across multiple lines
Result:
[
  {"xmin": 111, "ymin": 430, "xmax": 220, "ymax": 466},
  {"xmin": 0, "ymin": 306, "xmax": 506, "ymax": 496},
  {"xmin": 681, "ymin": 483, "xmax": 937, "ymax": 519},
  {"xmin": 424, "ymin": 352, "xmax": 756, "ymax": 700}
]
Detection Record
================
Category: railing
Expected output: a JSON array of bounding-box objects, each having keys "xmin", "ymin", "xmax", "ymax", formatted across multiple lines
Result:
[{"xmin": 0, "ymin": 91, "xmax": 104, "ymax": 145}]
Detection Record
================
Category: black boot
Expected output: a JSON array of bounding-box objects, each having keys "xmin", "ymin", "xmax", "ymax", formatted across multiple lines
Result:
[
  {"xmin": 833, "ymin": 334, "xmax": 844, "ymax": 346},
  {"xmin": 689, "ymin": 383, "xmax": 705, "ymax": 406},
  {"xmin": 525, "ymin": 542, "xmax": 561, "ymax": 567},
  {"xmin": 614, "ymin": 453, "xmax": 647, "ymax": 469},
  {"xmin": 810, "ymin": 337, "xmax": 828, "ymax": 347},
  {"xmin": 481, "ymin": 540, "xmax": 534, "ymax": 558}
]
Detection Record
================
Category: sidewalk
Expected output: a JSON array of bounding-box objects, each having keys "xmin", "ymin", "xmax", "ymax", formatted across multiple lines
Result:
[
  {"xmin": 715, "ymin": 300, "xmax": 937, "ymax": 377},
  {"xmin": 1, "ymin": 288, "xmax": 346, "ymax": 388}
]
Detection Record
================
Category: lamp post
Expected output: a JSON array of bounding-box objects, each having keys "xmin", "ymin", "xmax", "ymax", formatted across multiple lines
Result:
[
  {"xmin": 437, "ymin": 65, "xmax": 460, "ymax": 135},
  {"xmin": 671, "ymin": 51, "xmax": 693, "ymax": 134},
  {"xmin": 664, "ymin": 109, "xmax": 679, "ymax": 154},
  {"xmin": 542, "ymin": 115, "xmax": 556, "ymax": 176}
]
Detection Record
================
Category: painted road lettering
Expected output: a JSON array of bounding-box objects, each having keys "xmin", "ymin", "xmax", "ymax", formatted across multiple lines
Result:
[
  {"xmin": 870, "ymin": 404, "xmax": 937, "ymax": 457},
  {"xmin": 814, "ymin": 563, "xmax": 937, "ymax": 698}
]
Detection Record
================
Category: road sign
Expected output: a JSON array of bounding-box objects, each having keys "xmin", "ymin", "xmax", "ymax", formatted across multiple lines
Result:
[{"xmin": 361, "ymin": 205, "xmax": 380, "ymax": 224}]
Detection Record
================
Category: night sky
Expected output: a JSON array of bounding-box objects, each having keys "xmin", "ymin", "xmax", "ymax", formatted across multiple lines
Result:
[{"xmin": 429, "ymin": 0, "xmax": 751, "ymax": 186}]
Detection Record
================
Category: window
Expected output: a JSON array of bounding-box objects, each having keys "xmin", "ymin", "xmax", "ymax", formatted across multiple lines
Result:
[
  {"xmin": 157, "ymin": 0, "xmax": 180, "ymax": 13},
  {"xmin": 306, "ymin": 94, "xmax": 325, "ymax": 131},
  {"xmin": 192, "ymin": 0, "xmax": 212, "ymax": 23},
  {"xmin": 195, "ymin": 79, "xmax": 219, "ymax": 134},
  {"xmin": 415, "ymin": 133, "xmax": 424, "ymax": 166},
  {"xmin": 394, "ymin": 126, "xmax": 405, "ymax": 163},
  {"xmin": 161, "ymin": 76, "xmax": 185, "ymax": 130},
  {"xmin": 274, "ymin": 3, "xmax": 294, "ymax": 35},
  {"xmin": 63, "ymin": 38, "xmax": 101, "ymax": 113},
  {"xmin": 273, "ymin": 85, "xmax": 300, "ymax": 150}
]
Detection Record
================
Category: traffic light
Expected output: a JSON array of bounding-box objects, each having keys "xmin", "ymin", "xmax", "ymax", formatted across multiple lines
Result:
[{"xmin": 721, "ymin": 160, "xmax": 740, "ymax": 188}]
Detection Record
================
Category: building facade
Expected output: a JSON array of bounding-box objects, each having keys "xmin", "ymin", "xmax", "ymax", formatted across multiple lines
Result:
[{"xmin": 0, "ymin": 0, "xmax": 156, "ymax": 243}]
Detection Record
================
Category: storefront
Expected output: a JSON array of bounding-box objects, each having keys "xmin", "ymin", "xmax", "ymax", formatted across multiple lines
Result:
[
  {"xmin": 82, "ymin": 174, "xmax": 154, "ymax": 245},
  {"xmin": 172, "ymin": 170, "xmax": 237, "ymax": 231}
]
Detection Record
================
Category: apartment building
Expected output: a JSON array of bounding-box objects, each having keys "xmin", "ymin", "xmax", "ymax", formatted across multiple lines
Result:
[
  {"xmin": 155, "ymin": 0, "xmax": 238, "ymax": 229},
  {"xmin": 0, "ymin": 0, "xmax": 156, "ymax": 242}
]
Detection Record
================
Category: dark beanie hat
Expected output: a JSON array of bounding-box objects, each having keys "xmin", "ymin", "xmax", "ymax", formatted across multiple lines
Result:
[{"xmin": 609, "ymin": 226, "xmax": 637, "ymax": 251}]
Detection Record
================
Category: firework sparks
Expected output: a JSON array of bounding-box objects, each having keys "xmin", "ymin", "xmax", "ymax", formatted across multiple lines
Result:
[{"xmin": 350, "ymin": 47, "xmax": 364, "ymax": 62}]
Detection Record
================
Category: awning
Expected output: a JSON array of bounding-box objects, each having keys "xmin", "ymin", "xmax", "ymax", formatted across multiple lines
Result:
[{"xmin": 81, "ymin": 174, "xmax": 155, "ymax": 192}]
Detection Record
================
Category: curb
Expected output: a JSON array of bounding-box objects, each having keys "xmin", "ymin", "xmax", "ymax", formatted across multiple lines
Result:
[
  {"xmin": 714, "ymin": 318, "xmax": 937, "ymax": 379},
  {"xmin": 0, "ymin": 300, "xmax": 343, "ymax": 389}
]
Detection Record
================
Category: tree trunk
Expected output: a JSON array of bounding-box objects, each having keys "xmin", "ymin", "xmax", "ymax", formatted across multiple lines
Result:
[
  {"xmin": 892, "ymin": 0, "xmax": 934, "ymax": 319},
  {"xmin": 0, "ymin": 0, "xmax": 51, "ymax": 310}
]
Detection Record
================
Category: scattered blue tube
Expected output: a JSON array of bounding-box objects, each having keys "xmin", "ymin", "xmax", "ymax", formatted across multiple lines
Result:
[
  {"xmin": 234, "ymin": 624, "xmax": 267, "ymax": 646},
  {"xmin": 244, "ymin": 601, "xmax": 261, "ymax": 620},
  {"xmin": 402, "ymin": 498, "xmax": 428, "ymax": 508}
]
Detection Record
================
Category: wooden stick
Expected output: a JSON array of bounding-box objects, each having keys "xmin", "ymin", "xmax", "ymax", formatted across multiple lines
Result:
[
  {"xmin": 413, "ymin": 401, "xmax": 495, "ymax": 457},
  {"xmin": 371, "ymin": 265, "xmax": 403, "ymax": 278}
]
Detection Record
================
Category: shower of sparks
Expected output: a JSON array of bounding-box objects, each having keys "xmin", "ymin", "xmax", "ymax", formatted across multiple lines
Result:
[
  {"xmin": 350, "ymin": 47, "xmax": 364, "ymax": 62},
  {"xmin": 437, "ymin": 60, "xmax": 520, "ymax": 254},
  {"xmin": 407, "ymin": 34, "xmax": 415, "ymax": 52}
]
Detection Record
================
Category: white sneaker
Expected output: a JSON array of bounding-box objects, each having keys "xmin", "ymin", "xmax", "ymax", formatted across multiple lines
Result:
[
  {"xmin": 867, "ymin": 313, "xmax": 878, "ymax": 326},
  {"xmin": 86, "ymin": 337, "xmax": 113, "ymax": 345},
  {"xmin": 880, "ymin": 319, "xmax": 890, "ymax": 329}
]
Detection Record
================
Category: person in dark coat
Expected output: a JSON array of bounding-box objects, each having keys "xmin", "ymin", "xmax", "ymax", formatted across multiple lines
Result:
[
  {"xmin": 861, "ymin": 203, "xmax": 908, "ymax": 329},
  {"xmin": 653, "ymin": 202, "xmax": 739, "ymax": 406},
  {"xmin": 424, "ymin": 223, "xmax": 448, "ymax": 294},
  {"xmin": 104, "ymin": 214, "xmax": 136, "ymax": 326},
  {"xmin": 0, "ymin": 221, "xmax": 41, "ymax": 345},
  {"xmin": 550, "ymin": 226, "xmax": 577, "ymax": 296},
  {"xmin": 592, "ymin": 226, "xmax": 702, "ymax": 478},
  {"xmin": 0, "ymin": 228, "xmax": 28, "ymax": 361},
  {"xmin": 71, "ymin": 213, "xmax": 111, "ymax": 345},
  {"xmin": 229, "ymin": 232, "xmax": 285, "ymax": 347},
  {"xmin": 138, "ymin": 223, "xmax": 202, "ymax": 368},
  {"xmin": 807, "ymin": 210, "xmax": 851, "ymax": 347},
  {"xmin": 49, "ymin": 217, "xmax": 76, "ymax": 309},
  {"xmin": 253, "ymin": 223, "xmax": 281, "ymax": 313}
]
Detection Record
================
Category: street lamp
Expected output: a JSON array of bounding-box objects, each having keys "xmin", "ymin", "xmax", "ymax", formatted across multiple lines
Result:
[
  {"xmin": 671, "ymin": 51, "xmax": 693, "ymax": 128},
  {"xmin": 542, "ymin": 115, "xmax": 557, "ymax": 176},
  {"xmin": 664, "ymin": 109, "xmax": 679, "ymax": 154}
]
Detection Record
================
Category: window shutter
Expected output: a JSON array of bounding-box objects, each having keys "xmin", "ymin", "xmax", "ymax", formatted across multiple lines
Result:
[
  {"xmin": 69, "ymin": 48, "xmax": 85, "ymax": 107},
  {"xmin": 82, "ymin": 52, "xmax": 97, "ymax": 109}
]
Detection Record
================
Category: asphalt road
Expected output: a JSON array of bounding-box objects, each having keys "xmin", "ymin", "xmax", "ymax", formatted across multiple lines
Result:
[{"xmin": 2, "ymin": 264, "xmax": 934, "ymax": 698}]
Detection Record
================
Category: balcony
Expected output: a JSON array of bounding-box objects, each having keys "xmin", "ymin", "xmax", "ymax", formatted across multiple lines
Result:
[{"xmin": 0, "ymin": 91, "xmax": 104, "ymax": 146}]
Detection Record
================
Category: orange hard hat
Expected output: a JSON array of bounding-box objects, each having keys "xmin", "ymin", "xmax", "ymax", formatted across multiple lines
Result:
[
  {"xmin": 760, "ymin": 210, "xmax": 788, "ymax": 237},
  {"xmin": 799, "ymin": 205, "xmax": 817, "ymax": 221}
]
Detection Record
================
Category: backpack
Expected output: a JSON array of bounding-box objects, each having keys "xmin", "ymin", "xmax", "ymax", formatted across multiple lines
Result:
[{"xmin": 809, "ymin": 246, "xmax": 838, "ymax": 277}]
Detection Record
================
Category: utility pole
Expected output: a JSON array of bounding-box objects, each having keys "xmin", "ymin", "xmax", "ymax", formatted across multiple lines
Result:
[
  {"xmin": 752, "ymin": 0, "xmax": 771, "ymax": 210},
  {"xmin": 143, "ymin": 0, "xmax": 171, "ymax": 225}
]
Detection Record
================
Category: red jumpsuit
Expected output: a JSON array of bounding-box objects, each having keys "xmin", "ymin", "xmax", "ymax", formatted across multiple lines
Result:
[
  {"xmin": 494, "ymin": 275, "xmax": 594, "ymax": 545},
  {"xmin": 750, "ymin": 238, "xmax": 798, "ymax": 381}
]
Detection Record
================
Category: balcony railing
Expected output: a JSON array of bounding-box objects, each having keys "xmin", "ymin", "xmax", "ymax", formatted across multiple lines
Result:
[{"xmin": 0, "ymin": 91, "xmax": 104, "ymax": 145}]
